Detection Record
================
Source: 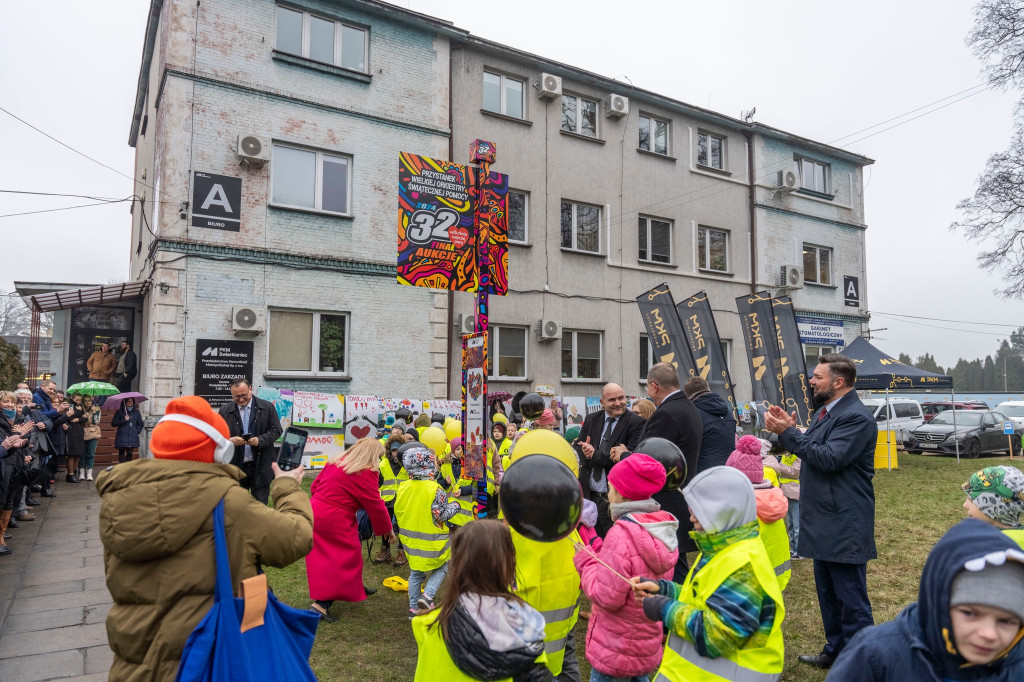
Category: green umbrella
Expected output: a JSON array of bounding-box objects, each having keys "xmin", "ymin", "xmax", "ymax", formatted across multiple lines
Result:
[{"xmin": 65, "ymin": 381, "xmax": 120, "ymax": 396}]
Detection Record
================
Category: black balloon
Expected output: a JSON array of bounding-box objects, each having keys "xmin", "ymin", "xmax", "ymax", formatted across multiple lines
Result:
[
  {"xmin": 519, "ymin": 393, "xmax": 546, "ymax": 420},
  {"xmin": 633, "ymin": 437, "xmax": 688, "ymax": 491},
  {"xmin": 395, "ymin": 408, "xmax": 412, "ymax": 422},
  {"xmin": 510, "ymin": 391, "xmax": 528, "ymax": 414},
  {"xmin": 430, "ymin": 412, "xmax": 445, "ymax": 425},
  {"xmin": 511, "ymin": 412, "xmax": 524, "ymax": 426},
  {"xmin": 500, "ymin": 455, "xmax": 582, "ymax": 542}
]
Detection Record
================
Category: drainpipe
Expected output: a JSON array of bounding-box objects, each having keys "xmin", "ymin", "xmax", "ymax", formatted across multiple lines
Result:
[
  {"xmin": 445, "ymin": 43, "xmax": 457, "ymax": 400},
  {"xmin": 744, "ymin": 130, "xmax": 757, "ymax": 293}
]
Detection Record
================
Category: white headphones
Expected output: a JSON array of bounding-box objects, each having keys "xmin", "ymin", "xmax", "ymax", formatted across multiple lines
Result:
[{"xmin": 156, "ymin": 413, "xmax": 235, "ymax": 464}]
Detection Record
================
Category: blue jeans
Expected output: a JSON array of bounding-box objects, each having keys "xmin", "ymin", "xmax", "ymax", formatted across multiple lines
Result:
[
  {"xmin": 589, "ymin": 670, "xmax": 649, "ymax": 682},
  {"xmin": 408, "ymin": 562, "xmax": 448, "ymax": 609},
  {"xmin": 785, "ymin": 498, "xmax": 800, "ymax": 553},
  {"xmin": 82, "ymin": 440, "xmax": 97, "ymax": 470}
]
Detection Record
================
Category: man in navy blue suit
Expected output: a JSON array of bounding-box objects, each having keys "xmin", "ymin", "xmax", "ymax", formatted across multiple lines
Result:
[{"xmin": 766, "ymin": 353, "xmax": 877, "ymax": 670}]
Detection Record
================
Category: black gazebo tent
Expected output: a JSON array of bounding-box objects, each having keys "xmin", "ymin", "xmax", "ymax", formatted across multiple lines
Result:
[{"xmin": 841, "ymin": 337, "xmax": 958, "ymax": 463}]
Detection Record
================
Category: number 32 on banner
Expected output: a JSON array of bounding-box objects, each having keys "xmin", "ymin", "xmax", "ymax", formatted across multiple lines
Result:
[{"xmin": 407, "ymin": 208, "xmax": 459, "ymax": 245}]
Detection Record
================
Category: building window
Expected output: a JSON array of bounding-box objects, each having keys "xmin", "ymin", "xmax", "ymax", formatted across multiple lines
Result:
[
  {"xmin": 639, "ymin": 115, "xmax": 669, "ymax": 155},
  {"xmin": 486, "ymin": 326, "xmax": 527, "ymax": 379},
  {"xmin": 640, "ymin": 335, "xmax": 654, "ymax": 380},
  {"xmin": 562, "ymin": 94, "xmax": 598, "ymax": 137},
  {"xmin": 638, "ymin": 217, "xmax": 672, "ymax": 264},
  {"xmin": 560, "ymin": 200, "xmax": 601, "ymax": 253},
  {"xmin": 803, "ymin": 244, "xmax": 832, "ymax": 285},
  {"xmin": 275, "ymin": 6, "xmax": 367, "ymax": 72},
  {"xmin": 697, "ymin": 131, "xmax": 725, "ymax": 169},
  {"xmin": 796, "ymin": 156, "xmax": 830, "ymax": 193},
  {"xmin": 508, "ymin": 190, "xmax": 528, "ymax": 243},
  {"xmin": 562, "ymin": 330, "xmax": 602, "ymax": 380},
  {"xmin": 482, "ymin": 71, "xmax": 525, "ymax": 119},
  {"xmin": 698, "ymin": 226, "xmax": 729, "ymax": 272},
  {"xmin": 271, "ymin": 143, "xmax": 351, "ymax": 214},
  {"xmin": 268, "ymin": 310, "xmax": 348, "ymax": 374},
  {"xmin": 804, "ymin": 344, "xmax": 834, "ymax": 371},
  {"xmin": 720, "ymin": 339, "xmax": 731, "ymax": 369}
]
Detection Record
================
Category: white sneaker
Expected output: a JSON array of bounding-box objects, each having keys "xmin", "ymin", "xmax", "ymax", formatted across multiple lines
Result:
[
  {"xmin": 79, "ymin": 469, "xmax": 86, "ymax": 479},
  {"xmin": 86, "ymin": 469, "xmax": 94, "ymax": 481}
]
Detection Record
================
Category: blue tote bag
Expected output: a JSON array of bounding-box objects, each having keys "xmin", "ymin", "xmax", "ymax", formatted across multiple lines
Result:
[{"xmin": 175, "ymin": 500, "xmax": 320, "ymax": 682}]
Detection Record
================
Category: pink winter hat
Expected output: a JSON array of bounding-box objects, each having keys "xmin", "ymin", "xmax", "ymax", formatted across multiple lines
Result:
[
  {"xmin": 727, "ymin": 435, "xmax": 764, "ymax": 484},
  {"xmin": 534, "ymin": 409, "xmax": 556, "ymax": 426},
  {"xmin": 609, "ymin": 453, "xmax": 666, "ymax": 501}
]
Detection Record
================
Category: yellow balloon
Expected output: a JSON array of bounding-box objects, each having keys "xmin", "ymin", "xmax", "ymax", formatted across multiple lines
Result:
[
  {"xmin": 420, "ymin": 426, "xmax": 448, "ymax": 455},
  {"xmin": 492, "ymin": 413, "xmax": 508, "ymax": 424},
  {"xmin": 509, "ymin": 429, "xmax": 579, "ymax": 477},
  {"xmin": 444, "ymin": 419, "xmax": 462, "ymax": 441}
]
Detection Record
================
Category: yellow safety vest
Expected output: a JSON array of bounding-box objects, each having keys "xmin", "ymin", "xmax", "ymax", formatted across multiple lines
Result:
[
  {"xmin": 778, "ymin": 454, "xmax": 798, "ymax": 485},
  {"xmin": 655, "ymin": 536, "xmax": 785, "ymax": 682},
  {"xmin": 499, "ymin": 439, "xmax": 513, "ymax": 474},
  {"xmin": 758, "ymin": 518, "xmax": 791, "ymax": 591},
  {"xmin": 379, "ymin": 458, "xmax": 408, "ymax": 504},
  {"xmin": 440, "ymin": 460, "xmax": 476, "ymax": 526},
  {"xmin": 511, "ymin": 529, "xmax": 582, "ymax": 675},
  {"xmin": 1004, "ymin": 528, "xmax": 1024, "ymax": 550},
  {"xmin": 394, "ymin": 480, "xmax": 451, "ymax": 571},
  {"xmin": 412, "ymin": 608, "xmax": 547, "ymax": 682},
  {"xmin": 762, "ymin": 467, "xmax": 780, "ymax": 488}
]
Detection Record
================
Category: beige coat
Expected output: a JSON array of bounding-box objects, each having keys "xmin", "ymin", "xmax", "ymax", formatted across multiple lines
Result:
[
  {"xmin": 97, "ymin": 459, "xmax": 313, "ymax": 681},
  {"xmin": 87, "ymin": 350, "xmax": 116, "ymax": 381}
]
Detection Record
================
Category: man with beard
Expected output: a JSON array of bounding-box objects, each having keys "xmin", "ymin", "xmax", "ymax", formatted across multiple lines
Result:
[{"xmin": 765, "ymin": 354, "xmax": 876, "ymax": 670}]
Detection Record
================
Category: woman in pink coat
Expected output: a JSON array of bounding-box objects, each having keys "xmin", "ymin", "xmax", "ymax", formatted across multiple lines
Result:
[
  {"xmin": 574, "ymin": 454, "xmax": 679, "ymax": 681},
  {"xmin": 306, "ymin": 438, "xmax": 395, "ymax": 622}
]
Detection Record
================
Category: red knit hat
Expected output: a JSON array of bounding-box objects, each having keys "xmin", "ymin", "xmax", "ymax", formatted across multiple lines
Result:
[
  {"xmin": 534, "ymin": 409, "xmax": 556, "ymax": 426},
  {"xmin": 151, "ymin": 396, "xmax": 232, "ymax": 463},
  {"xmin": 726, "ymin": 435, "xmax": 764, "ymax": 484},
  {"xmin": 609, "ymin": 453, "xmax": 666, "ymax": 501}
]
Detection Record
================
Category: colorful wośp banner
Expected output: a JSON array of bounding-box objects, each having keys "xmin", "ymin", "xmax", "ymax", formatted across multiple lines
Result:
[
  {"xmin": 461, "ymin": 333, "xmax": 487, "ymax": 481},
  {"xmin": 735, "ymin": 291, "xmax": 785, "ymax": 415},
  {"xmin": 636, "ymin": 284, "xmax": 696, "ymax": 385},
  {"xmin": 772, "ymin": 296, "xmax": 814, "ymax": 427},
  {"xmin": 396, "ymin": 152, "xmax": 508, "ymax": 294},
  {"xmin": 678, "ymin": 291, "xmax": 738, "ymax": 420}
]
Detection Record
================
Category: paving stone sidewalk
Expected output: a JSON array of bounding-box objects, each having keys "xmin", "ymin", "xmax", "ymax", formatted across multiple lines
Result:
[{"xmin": 0, "ymin": 478, "xmax": 113, "ymax": 681}]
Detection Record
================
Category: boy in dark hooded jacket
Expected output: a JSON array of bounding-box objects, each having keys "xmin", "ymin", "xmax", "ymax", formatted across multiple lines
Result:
[{"xmin": 827, "ymin": 518, "xmax": 1024, "ymax": 681}]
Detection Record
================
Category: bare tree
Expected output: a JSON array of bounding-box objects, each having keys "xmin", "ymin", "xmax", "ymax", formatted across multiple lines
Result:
[
  {"xmin": 0, "ymin": 291, "xmax": 30, "ymax": 337},
  {"xmin": 953, "ymin": 1, "xmax": 1024, "ymax": 296}
]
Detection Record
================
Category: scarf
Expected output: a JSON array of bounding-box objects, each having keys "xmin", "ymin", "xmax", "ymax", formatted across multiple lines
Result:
[{"xmin": 610, "ymin": 498, "xmax": 660, "ymax": 522}]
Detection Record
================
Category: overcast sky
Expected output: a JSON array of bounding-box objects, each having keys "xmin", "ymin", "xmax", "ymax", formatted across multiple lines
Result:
[{"xmin": 1, "ymin": 0, "xmax": 1021, "ymax": 370}]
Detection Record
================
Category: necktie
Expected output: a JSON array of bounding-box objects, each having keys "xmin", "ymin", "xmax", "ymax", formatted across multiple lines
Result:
[
  {"xmin": 817, "ymin": 407, "xmax": 828, "ymax": 422},
  {"xmin": 600, "ymin": 417, "xmax": 616, "ymax": 451}
]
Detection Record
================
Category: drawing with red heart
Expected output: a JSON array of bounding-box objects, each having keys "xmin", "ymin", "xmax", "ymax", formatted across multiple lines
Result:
[
  {"xmin": 351, "ymin": 425, "xmax": 371, "ymax": 439},
  {"xmin": 449, "ymin": 226, "xmax": 469, "ymax": 249}
]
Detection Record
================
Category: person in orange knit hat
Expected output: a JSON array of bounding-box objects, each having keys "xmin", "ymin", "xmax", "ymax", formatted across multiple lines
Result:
[{"xmin": 96, "ymin": 396, "xmax": 315, "ymax": 680}]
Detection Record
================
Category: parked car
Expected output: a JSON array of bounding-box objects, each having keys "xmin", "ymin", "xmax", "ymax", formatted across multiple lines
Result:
[
  {"xmin": 862, "ymin": 397, "xmax": 924, "ymax": 444},
  {"xmin": 909, "ymin": 409, "xmax": 1020, "ymax": 459},
  {"xmin": 994, "ymin": 401, "xmax": 1024, "ymax": 431},
  {"xmin": 921, "ymin": 400, "xmax": 988, "ymax": 422}
]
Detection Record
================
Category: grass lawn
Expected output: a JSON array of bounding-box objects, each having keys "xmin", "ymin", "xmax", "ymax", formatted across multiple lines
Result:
[{"xmin": 264, "ymin": 454, "xmax": 1024, "ymax": 681}]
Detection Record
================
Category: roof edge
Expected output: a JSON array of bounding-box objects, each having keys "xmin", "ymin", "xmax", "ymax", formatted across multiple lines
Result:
[{"xmin": 128, "ymin": 0, "xmax": 164, "ymax": 148}]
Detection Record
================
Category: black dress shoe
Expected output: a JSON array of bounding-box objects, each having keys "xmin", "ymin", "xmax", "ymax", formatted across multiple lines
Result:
[
  {"xmin": 0, "ymin": 545, "xmax": 11, "ymax": 556},
  {"xmin": 7, "ymin": 517, "xmax": 19, "ymax": 529},
  {"xmin": 798, "ymin": 653, "xmax": 835, "ymax": 669},
  {"xmin": 41, "ymin": 489, "xmax": 56, "ymax": 498},
  {"xmin": 308, "ymin": 605, "xmax": 338, "ymax": 623},
  {"xmin": 363, "ymin": 585, "xmax": 377, "ymax": 596},
  {"xmin": 25, "ymin": 497, "xmax": 43, "ymax": 506}
]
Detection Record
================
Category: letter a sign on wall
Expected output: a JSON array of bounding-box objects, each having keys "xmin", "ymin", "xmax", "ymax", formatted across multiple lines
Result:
[{"xmin": 192, "ymin": 172, "xmax": 242, "ymax": 231}]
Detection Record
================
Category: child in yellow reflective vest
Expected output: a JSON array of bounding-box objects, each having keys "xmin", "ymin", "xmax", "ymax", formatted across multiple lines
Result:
[
  {"xmin": 960, "ymin": 465, "xmax": 1024, "ymax": 550},
  {"xmin": 374, "ymin": 435, "xmax": 410, "ymax": 566},
  {"xmin": 632, "ymin": 466, "xmax": 785, "ymax": 682},
  {"xmin": 411, "ymin": 520, "xmax": 551, "ymax": 681},
  {"xmin": 437, "ymin": 437, "xmax": 475, "ymax": 527}
]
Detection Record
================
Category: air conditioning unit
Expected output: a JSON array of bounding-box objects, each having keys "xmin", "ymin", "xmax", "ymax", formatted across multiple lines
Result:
[
  {"xmin": 232, "ymin": 306, "xmax": 267, "ymax": 334},
  {"xmin": 603, "ymin": 93, "xmax": 629, "ymax": 119},
  {"xmin": 537, "ymin": 319, "xmax": 562, "ymax": 341},
  {"xmin": 777, "ymin": 168, "xmax": 799, "ymax": 192},
  {"xmin": 237, "ymin": 134, "xmax": 270, "ymax": 165},
  {"xmin": 538, "ymin": 73, "xmax": 562, "ymax": 100},
  {"xmin": 779, "ymin": 265, "xmax": 804, "ymax": 289},
  {"xmin": 457, "ymin": 314, "xmax": 477, "ymax": 335}
]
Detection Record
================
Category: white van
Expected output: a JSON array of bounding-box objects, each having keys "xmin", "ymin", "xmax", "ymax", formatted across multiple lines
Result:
[
  {"xmin": 994, "ymin": 401, "xmax": 1024, "ymax": 431},
  {"xmin": 861, "ymin": 397, "xmax": 924, "ymax": 444}
]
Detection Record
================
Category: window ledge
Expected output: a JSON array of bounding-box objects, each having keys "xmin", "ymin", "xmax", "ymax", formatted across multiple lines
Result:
[
  {"xmin": 489, "ymin": 376, "xmax": 531, "ymax": 383},
  {"xmin": 509, "ymin": 241, "xmax": 532, "ymax": 248},
  {"xmin": 559, "ymin": 129, "xmax": 606, "ymax": 145},
  {"xmin": 263, "ymin": 371, "xmax": 352, "ymax": 381},
  {"xmin": 562, "ymin": 378, "xmax": 604, "ymax": 384},
  {"xmin": 272, "ymin": 50, "xmax": 371, "ymax": 83},
  {"xmin": 637, "ymin": 148, "xmax": 676, "ymax": 162},
  {"xmin": 638, "ymin": 259, "xmax": 678, "ymax": 269},
  {"xmin": 560, "ymin": 247, "xmax": 605, "ymax": 258},
  {"xmin": 795, "ymin": 188, "xmax": 835, "ymax": 201},
  {"xmin": 803, "ymin": 281, "xmax": 838, "ymax": 290},
  {"xmin": 480, "ymin": 109, "xmax": 533, "ymax": 126},
  {"xmin": 698, "ymin": 268, "xmax": 734, "ymax": 278},
  {"xmin": 696, "ymin": 163, "xmax": 731, "ymax": 176},
  {"xmin": 269, "ymin": 203, "xmax": 353, "ymax": 219}
]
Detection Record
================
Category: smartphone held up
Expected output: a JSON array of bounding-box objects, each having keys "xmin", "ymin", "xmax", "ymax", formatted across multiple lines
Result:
[{"xmin": 277, "ymin": 427, "xmax": 308, "ymax": 471}]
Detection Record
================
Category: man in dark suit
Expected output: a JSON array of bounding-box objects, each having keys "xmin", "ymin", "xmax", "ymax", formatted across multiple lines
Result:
[
  {"xmin": 766, "ymin": 354, "xmax": 877, "ymax": 670},
  {"xmin": 618, "ymin": 362, "xmax": 703, "ymax": 581},
  {"xmin": 217, "ymin": 379, "xmax": 282, "ymax": 504},
  {"xmin": 114, "ymin": 340, "xmax": 138, "ymax": 393},
  {"xmin": 574, "ymin": 383, "xmax": 645, "ymax": 536}
]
